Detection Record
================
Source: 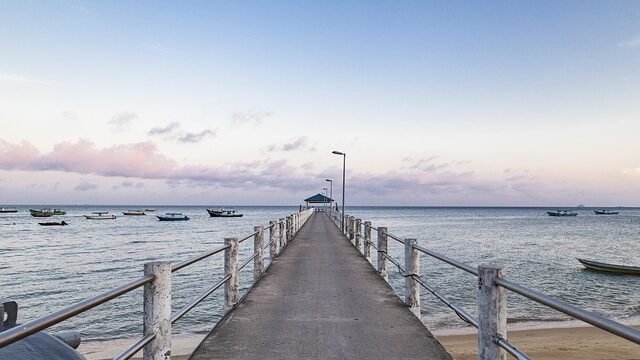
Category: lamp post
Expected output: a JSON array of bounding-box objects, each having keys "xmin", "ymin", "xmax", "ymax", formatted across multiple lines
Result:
[
  {"xmin": 325, "ymin": 179, "xmax": 333, "ymax": 212},
  {"xmin": 322, "ymin": 187, "xmax": 328, "ymax": 212},
  {"xmin": 332, "ymin": 150, "xmax": 346, "ymax": 231}
]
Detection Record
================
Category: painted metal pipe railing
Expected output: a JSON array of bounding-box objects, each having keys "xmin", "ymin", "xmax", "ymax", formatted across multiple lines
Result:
[
  {"xmin": 0, "ymin": 207, "xmax": 315, "ymax": 359},
  {"xmin": 326, "ymin": 209, "xmax": 639, "ymax": 360}
]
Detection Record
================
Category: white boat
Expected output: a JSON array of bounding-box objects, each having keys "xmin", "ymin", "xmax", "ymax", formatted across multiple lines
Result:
[
  {"xmin": 547, "ymin": 210, "xmax": 577, "ymax": 217},
  {"xmin": 84, "ymin": 211, "xmax": 116, "ymax": 220},
  {"xmin": 157, "ymin": 213, "xmax": 189, "ymax": 221},
  {"xmin": 123, "ymin": 210, "xmax": 145, "ymax": 216}
]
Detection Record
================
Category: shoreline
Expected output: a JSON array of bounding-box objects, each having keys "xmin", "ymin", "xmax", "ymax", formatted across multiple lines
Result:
[{"xmin": 85, "ymin": 320, "xmax": 640, "ymax": 359}]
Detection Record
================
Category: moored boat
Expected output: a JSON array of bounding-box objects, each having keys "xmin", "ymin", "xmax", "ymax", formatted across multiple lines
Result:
[
  {"xmin": 123, "ymin": 210, "xmax": 146, "ymax": 216},
  {"xmin": 30, "ymin": 209, "xmax": 53, "ymax": 218},
  {"xmin": 39, "ymin": 221, "xmax": 68, "ymax": 226},
  {"xmin": 0, "ymin": 207, "xmax": 18, "ymax": 213},
  {"xmin": 157, "ymin": 213, "xmax": 189, "ymax": 221},
  {"xmin": 546, "ymin": 210, "xmax": 577, "ymax": 217},
  {"xmin": 52, "ymin": 209, "xmax": 66, "ymax": 215},
  {"xmin": 594, "ymin": 209, "xmax": 619, "ymax": 215},
  {"xmin": 84, "ymin": 211, "xmax": 116, "ymax": 220},
  {"xmin": 207, "ymin": 208, "xmax": 243, "ymax": 218},
  {"xmin": 577, "ymin": 258, "xmax": 640, "ymax": 275},
  {"xmin": 144, "ymin": 208, "xmax": 157, "ymax": 212}
]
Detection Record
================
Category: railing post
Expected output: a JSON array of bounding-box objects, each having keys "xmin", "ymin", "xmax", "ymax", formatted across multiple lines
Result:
[
  {"xmin": 355, "ymin": 219, "xmax": 362, "ymax": 250},
  {"xmin": 478, "ymin": 265, "xmax": 507, "ymax": 360},
  {"xmin": 286, "ymin": 216, "xmax": 291, "ymax": 242},
  {"xmin": 224, "ymin": 237, "xmax": 239, "ymax": 310},
  {"xmin": 269, "ymin": 221, "xmax": 277, "ymax": 260},
  {"xmin": 377, "ymin": 227, "xmax": 388, "ymax": 281},
  {"xmin": 254, "ymin": 226, "xmax": 264, "ymax": 279},
  {"xmin": 278, "ymin": 218, "xmax": 285, "ymax": 249},
  {"xmin": 363, "ymin": 221, "xmax": 372, "ymax": 262},
  {"xmin": 404, "ymin": 238, "xmax": 420, "ymax": 318},
  {"xmin": 349, "ymin": 216, "xmax": 355, "ymax": 243},
  {"xmin": 143, "ymin": 261, "xmax": 171, "ymax": 360}
]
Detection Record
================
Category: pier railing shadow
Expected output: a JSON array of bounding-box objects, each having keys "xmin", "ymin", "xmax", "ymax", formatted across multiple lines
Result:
[
  {"xmin": 326, "ymin": 209, "xmax": 640, "ymax": 360},
  {"xmin": 0, "ymin": 208, "xmax": 315, "ymax": 359}
]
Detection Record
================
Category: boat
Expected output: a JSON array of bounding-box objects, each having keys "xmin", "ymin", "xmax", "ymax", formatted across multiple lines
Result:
[
  {"xmin": 594, "ymin": 209, "xmax": 619, "ymax": 215},
  {"xmin": 577, "ymin": 258, "xmax": 640, "ymax": 275},
  {"xmin": 157, "ymin": 213, "xmax": 189, "ymax": 221},
  {"xmin": 52, "ymin": 209, "xmax": 66, "ymax": 215},
  {"xmin": 30, "ymin": 209, "xmax": 53, "ymax": 218},
  {"xmin": 546, "ymin": 210, "xmax": 577, "ymax": 217},
  {"xmin": 123, "ymin": 210, "xmax": 146, "ymax": 216},
  {"xmin": 84, "ymin": 211, "xmax": 116, "ymax": 220},
  {"xmin": 206, "ymin": 208, "xmax": 243, "ymax": 218},
  {"xmin": 144, "ymin": 208, "xmax": 157, "ymax": 212},
  {"xmin": 39, "ymin": 221, "xmax": 68, "ymax": 226},
  {"xmin": 0, "ymin": 208, "xmax": 18, "ymax": 213}
]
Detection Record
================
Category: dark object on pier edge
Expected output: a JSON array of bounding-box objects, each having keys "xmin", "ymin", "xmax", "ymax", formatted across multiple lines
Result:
[{"xmin": 0, "ymin": 301, "xmax": 85, "ymax": 360}]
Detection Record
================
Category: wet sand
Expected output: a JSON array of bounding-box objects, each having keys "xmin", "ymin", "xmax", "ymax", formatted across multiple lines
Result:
[{"xmin": 436, "ymin": 325, "xmax": 640, "ymax": 360}]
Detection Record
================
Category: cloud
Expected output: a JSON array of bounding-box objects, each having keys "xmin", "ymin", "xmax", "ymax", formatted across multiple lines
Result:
[
  {"xmin": 267, "ymin": 136, "xmax": 309, "ymax": 152},
  {"xmin": 231, "ymin": 109, "xmax": 273, "ymax": 126},
  {"xmin": 108, "ymin": 112, "xmax": 137, "ymax": 130},
  {"xmin": 148, "ymin": 122, "xmax": 180, "ymax": 135},
  {"xmin": 142, "ymin": 42, "xmax": 170, "ymax": 55},
  {"xmin": 622, "ymin": 166, "xmax": 640, "ymax": 175},
  {"xmin": 0, "ymin": 72, "xmax": 50, "ymax": 85},
  {"xmin": 75, "ymin": 181, "xmax": 98, "ymax": 191},
  {"xmin": 62, "ymin": 111, "xmax": 80, "ymax": 122},
  {"xmin": 177, "ymin": 129, "xmax": 217, "ymax": 143},
  {"xmin": 618, "ymin": 37, "xmax": 640, "ymax": 49},
  {"xmin": 113, "ymin": 180, "xmax": 145, "ymax": 189}
]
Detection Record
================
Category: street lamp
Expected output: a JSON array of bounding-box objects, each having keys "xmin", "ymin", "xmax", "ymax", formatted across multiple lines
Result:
[
  {"xmin": 332, "ymin": 150, "xmax": 346, "ymax": 231},
  {"xmin": 322, "ymin": 187, "xmax": 328, "ymax": 212},
  {"xmin": 325, "ymin": 179, "xmax": 333, "ymax": 211}
]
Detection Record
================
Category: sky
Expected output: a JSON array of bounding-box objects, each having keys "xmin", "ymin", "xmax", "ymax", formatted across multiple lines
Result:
[{"xmin": 1, "ymin": 1, "xmax": 639, "ymax": 206}]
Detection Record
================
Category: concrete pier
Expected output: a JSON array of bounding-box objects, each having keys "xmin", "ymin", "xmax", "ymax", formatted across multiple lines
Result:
[{"xmin": 190, "ymin": 212, "xmax": 452, "ymax": 359}]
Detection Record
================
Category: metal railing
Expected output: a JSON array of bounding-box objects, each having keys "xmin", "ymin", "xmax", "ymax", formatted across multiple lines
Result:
[
  {"xmin": 327, "ymin": 209, "xmax": 640, "ymax": 360},
  {"xmin": 0, "ymin": 207, "xmax": 315, "ymax": 359}
]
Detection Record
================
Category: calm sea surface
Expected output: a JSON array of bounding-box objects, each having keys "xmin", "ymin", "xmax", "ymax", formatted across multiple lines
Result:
[{"xmin": 1, "ymin": 206, "xmax": 639, "ymax": 342}]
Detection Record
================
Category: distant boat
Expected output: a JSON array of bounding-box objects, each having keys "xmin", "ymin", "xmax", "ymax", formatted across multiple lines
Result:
[
  {"xmin": 30, "ymin": 209, "xmax": 53, "ymax": 218},
  {"xmin": 547, "ymin": 210, "xmax": 577, "ymax": 217},
  {"xmin": 39, "ymin": 221, "xmax": 68, "ymax": 226},
  {"xmin": 594, "ymin": 209, "xmax": 619, "ymax": 215},
  {"xmin": 123, "ymin": 210, "xmax": 146, "ymax": 216},
  {"xmin": 0, "ymin": 207, "xmax": 18, "ymax": 213},
  {"xmin": 84, "ymin": 211, "xmax": 116, "ymax": 220},
  {"xmin": 144, "ymin": 208, "xmax": 157, "ymax": 212},
  {"xmin": 207, "ymin": 208, "xmax": 243, "ymax": 218},
  {"xmin": 52, "ymin": 209, "xmax": 66, "ymax": 215},
  {"xmin": 577, "ymin": 258, "xmax": 640, "ymax": 275},
  {"xmin": 157, "ymin": 213, "xmax": 189, "ymax": 221}
]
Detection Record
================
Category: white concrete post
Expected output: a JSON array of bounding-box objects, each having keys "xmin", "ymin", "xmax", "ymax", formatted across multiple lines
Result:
[
  {"xmin": 355, "ymin": 219, "xmax": 362, "ymax": 250},
  {"xmin": 143, "ymin": 261, "xmax": 171, "ymax": 360},
  {"xmin": 363, "ymin": 221, "xmax": 372, "ymax": 262},
  {"xmin": 404, "ymin": 238, "xmax": 420, "ymax": 318},
  {"xmin": 377, "ymin": 227, "xmax": 388, "ymax": 282},
  {"xmin": 224, "ymin": 237, "xmax": 239, "ymax": 310},
  {"xmin": 478, "ymin": 265, "xmax": 507, "ymax": 360},
  {"xmin": 278, "ymin": 218, "xmax": 285, "ymax": 249},
  {"xmin": 269, "ymin": 221, "xmax": 277, "ymax": 260},
  {"xmin": 286, "ymin": 216, "xmax": 291, "ymax": 242},
  {"xmin": 254, "ymin": 226, "xmax": 264, "ymax": 279},
  {"xmin": 349, "ymin": 216, "xmax": 355, "ymax": 243}
]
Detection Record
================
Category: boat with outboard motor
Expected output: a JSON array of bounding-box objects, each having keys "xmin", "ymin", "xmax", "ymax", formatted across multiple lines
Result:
[
  {"xmin": 157, "ymin": 213, "xmax": 189, "ymax": 221},
  {"xmin": 39, "ymin": 221, "xmax": 68, "ymax": 226},
  {"xmin": 206, "ymin": 208, "xmax": 243, "ymax": 218},
  {"xmin": 594, "ymin": 209, "xmax": 619, "ymax": 215},
  {"xmin": 0, "ymin": 207, "xmax": 18, "ymax": 213},
  {"xmin": 84, "ymin": 211, "xmax": 116, "ymax": 220},
  {"xmin": 123, "ymin": 210, "xmax": 145, "ymax": 216},
  {"xmin": 546, "ymin": 210, "xmax": 577, "ymax": 217}
]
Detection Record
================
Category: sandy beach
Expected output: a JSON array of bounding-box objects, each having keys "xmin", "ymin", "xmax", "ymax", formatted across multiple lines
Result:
[
  {"xmin": 88, "ymin": 323, "xmax": 640, "ymax": 360},
  {"xmin": 436, "ymin": 324, "xmax": 640, "ymax": 360}
]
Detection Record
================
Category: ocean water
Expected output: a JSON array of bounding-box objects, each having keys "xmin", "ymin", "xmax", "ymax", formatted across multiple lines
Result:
[{"xmin": 1, "ymin": 206, "xmax": 639, "ymax": 345}]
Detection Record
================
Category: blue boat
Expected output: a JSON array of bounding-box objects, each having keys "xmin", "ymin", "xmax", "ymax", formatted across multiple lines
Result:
[{"xmin": 157, "ymin": 212, "xmax": 189, "ymax": 221}]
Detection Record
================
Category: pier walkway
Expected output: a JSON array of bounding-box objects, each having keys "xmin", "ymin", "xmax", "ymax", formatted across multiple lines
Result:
[{"xmin": 190, "ymin": 212, "xmax": 452, "ymax": 359}]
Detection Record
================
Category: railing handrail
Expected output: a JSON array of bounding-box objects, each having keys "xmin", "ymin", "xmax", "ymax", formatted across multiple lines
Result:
[
  {"xmin": 0, "ymin": 207, "xmax": 315, "ymax": 359},
  {"xmin": 327, "ymin": 208, "xmax": 640, "ymax": 360}
]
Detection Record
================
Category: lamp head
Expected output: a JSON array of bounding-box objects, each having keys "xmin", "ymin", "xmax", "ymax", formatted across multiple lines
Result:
[{"xmin": 332, "ymin": 150, "xmax": 345, "ymax": 155}]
